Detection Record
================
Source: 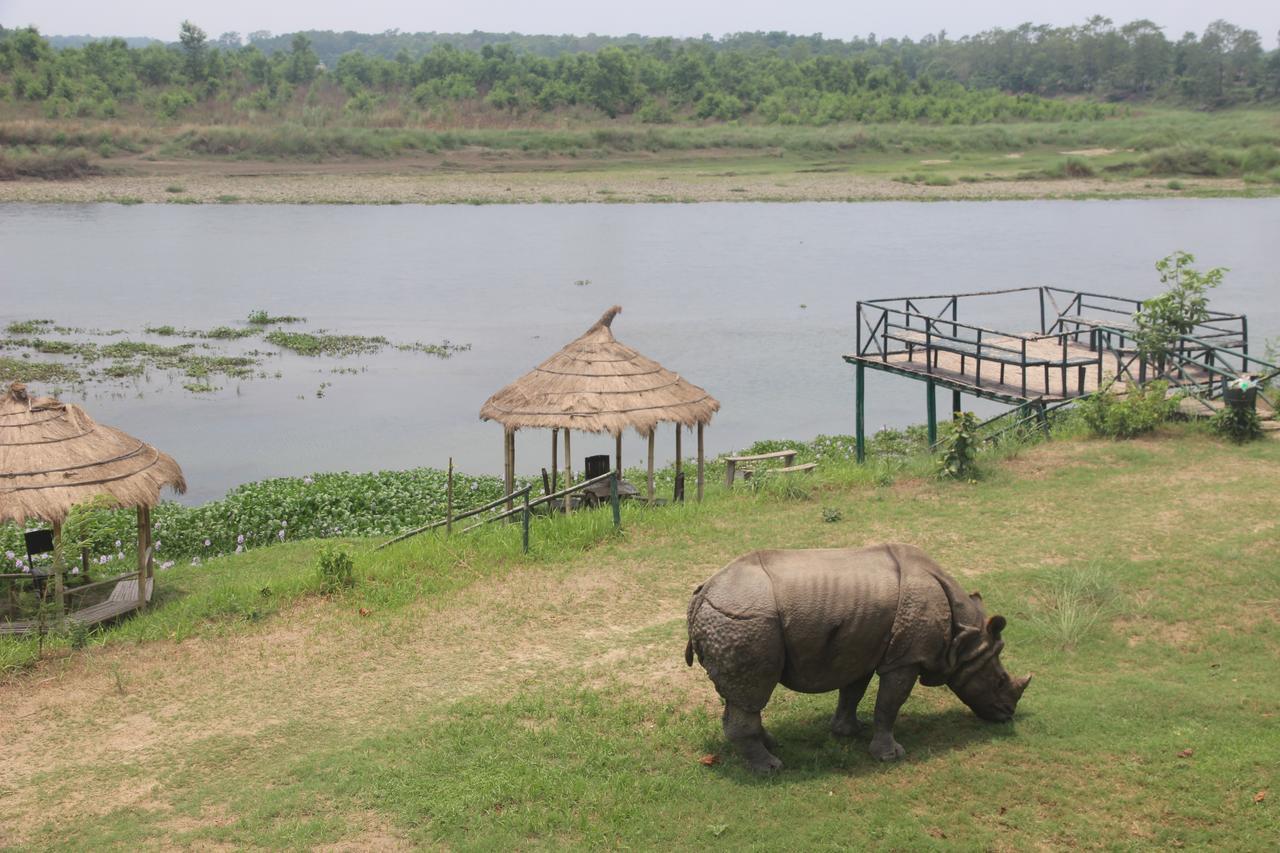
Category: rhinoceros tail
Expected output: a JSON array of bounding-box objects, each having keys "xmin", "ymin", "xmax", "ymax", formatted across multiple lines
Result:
[{"xmin": 684, "ymin": 582, "xmax": 707, "ymax": 666}]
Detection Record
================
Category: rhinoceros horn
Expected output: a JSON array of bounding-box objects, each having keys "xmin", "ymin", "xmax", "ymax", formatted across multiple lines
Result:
[{"xmin": 1014, "ymin": 673, "xmax": 1033, "ymax": 699}]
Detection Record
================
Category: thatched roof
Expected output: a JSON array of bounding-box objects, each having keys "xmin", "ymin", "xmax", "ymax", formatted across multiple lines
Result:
[
  {"xmin": 480, "ymin": 306, "xmax": 720, "ymax": 435},
  {"xmin": 0, "ymin": 382, "xmax": 186, "ymax": 525}
]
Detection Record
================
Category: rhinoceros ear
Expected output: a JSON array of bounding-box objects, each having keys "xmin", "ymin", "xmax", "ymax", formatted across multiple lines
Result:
[
  {"xmin": 987, "ymin": 615, "xmax": 1007, "ymax": 639},
  {"xmin": 969, "ymin": 590, "xmax": 983, "ymax": 602}
]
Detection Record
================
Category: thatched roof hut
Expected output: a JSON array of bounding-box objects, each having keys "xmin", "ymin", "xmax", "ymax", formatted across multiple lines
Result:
[
  {"xmin": 480, "ymin": 305, "xmax": 719, "ymax": 435},
  {"xmin": 1, "ymin": 382, "xmax": 186, "ymax": 525},
  {"xmin": 480, "ymin": 306, "xmax": 719, "ymax": 503},
  {"xmin": 1, "ymin": 382, "xmax": 185, "ymax": 624}
]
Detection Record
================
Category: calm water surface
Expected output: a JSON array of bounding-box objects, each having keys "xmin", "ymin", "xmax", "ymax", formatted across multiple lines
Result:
[{"xmin": 3, "ymin": 199, "xmax": 1278, "ymax": 503}]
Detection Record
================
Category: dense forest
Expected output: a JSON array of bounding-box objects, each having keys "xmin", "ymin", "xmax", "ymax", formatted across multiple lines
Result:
[{"xmin": 1, "ymin": 18, "xmax": 1277, "ymax": 129}]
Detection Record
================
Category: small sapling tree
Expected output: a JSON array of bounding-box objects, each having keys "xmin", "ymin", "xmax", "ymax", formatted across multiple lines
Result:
[
  {"xmin": 1133, "ymin": 251, "xmax": 1226, "ymax": 372},
  {"xmin": 938, "ymin": 411, "xmax": 980, "ymax": 480}
]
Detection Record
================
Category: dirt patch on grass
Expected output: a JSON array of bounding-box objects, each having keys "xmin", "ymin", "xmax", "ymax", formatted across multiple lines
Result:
[{"xmin": 1115, "ymin": 616, "xmax": 1197, "ymax": 649}]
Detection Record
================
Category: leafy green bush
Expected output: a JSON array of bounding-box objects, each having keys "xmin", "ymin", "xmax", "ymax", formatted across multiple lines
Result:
[
  {"xmin": 636, "ymin": 99, "xmax": 675, "ymax": 124},
  {"xmin": 1210, "ymin": 404, "xmax": 1263, "ymax": 443},
  {"xmin": 1047, "ymin": 156, "xmax": 1096, "ymax": 178},
  {"xmin": 316, "ymin": 545, "xmax": 354, "ymax": 593},
  {"xmin": 1079, "ymin": 382, "xmax": 1179, "ymax": 439},
  {"xmin": 151, "ymin": 89, "xmax": 196, "ymax": 119},
  {"xmin": 937, "ymin": 411, "xmax": 980, "ymax": 480},
  {"xmin": 1241, "ymin": 144, "xmax": 1280, "ymax": 173},
  {"xmin": 1139, "ymin": 144, "xmax": 1240, "ymax": 177}
]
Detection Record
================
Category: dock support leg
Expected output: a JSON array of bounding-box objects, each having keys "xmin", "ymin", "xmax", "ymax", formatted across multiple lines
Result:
[
  {"xmin": 926, "ymin": 380, "xmax": 938, "ymax": 449},
  {"xmin": 951, "ymin": 389, "xmax": 962, "ymax": 417},
  {"xmin": 855, "ymin": 362, "xmax": 866, "ymax": 464}
]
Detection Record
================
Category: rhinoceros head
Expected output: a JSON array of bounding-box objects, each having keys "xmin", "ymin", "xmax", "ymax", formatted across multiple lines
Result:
[{"xmin": 947, "ymin": 615, "xmax": 1032, "ymax": 722}]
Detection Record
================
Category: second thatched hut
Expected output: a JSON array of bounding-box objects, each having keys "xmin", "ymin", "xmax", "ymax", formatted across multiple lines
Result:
[{"xmin": 480, "ymin": 305, "xmax": 719, "ymax": 502}]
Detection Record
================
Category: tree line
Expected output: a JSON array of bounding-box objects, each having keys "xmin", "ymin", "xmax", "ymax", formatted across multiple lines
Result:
[
  {"xmin": 241, "ymin": 19, "xmax": 1280, "ymax": 106},
  {"xmin": 1, "ymin": 18, "xmax": 1276, "ymax": 128}
]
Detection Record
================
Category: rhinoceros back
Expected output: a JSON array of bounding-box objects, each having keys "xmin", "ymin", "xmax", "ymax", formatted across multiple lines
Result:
[{"xmin": 759, "ymin": 547, "xmax": 903, "ymax": 693}]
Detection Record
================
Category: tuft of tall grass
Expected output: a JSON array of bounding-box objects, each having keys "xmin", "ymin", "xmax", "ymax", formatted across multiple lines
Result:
[{"xmin": 1028, "ymin": 563, "xmax": 1119, "ymax": 650}]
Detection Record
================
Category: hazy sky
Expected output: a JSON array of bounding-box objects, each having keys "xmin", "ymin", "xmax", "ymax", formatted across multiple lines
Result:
[{"xmin": 1, "ymin": 0, "xmax": 1276, "ymax": 45}]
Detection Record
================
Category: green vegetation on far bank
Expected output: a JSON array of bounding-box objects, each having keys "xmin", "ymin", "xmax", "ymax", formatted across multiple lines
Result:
[
  {"xmin": 1, "ymin": 423, "xmax": 1276, "ymax": 849},
  {"xmin": 4, "ymin": 20, "xmax": 1280, "ymax": 192}
]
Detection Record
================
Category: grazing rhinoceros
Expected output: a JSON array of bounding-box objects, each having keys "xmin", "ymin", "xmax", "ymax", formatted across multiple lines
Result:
[{"xmin": 684, "ymin": 544, "xmax": 1031, "ymax": 773}]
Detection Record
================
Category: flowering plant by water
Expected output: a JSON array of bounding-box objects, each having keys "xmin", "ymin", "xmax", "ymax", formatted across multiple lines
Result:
[{"xmin": 0, "ymin": 467, "xmax": 513, "ymax": 568}]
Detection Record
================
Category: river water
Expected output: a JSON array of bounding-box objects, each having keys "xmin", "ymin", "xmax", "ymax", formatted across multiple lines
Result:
[{"xmin": 3, "ymin": 198, "xmax": 1277, "ymax": 503}]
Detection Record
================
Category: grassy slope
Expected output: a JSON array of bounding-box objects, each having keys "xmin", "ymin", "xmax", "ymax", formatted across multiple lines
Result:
[{"xmin": 1, "ymin": 427, "xmax": 1278, "ymax": 849}]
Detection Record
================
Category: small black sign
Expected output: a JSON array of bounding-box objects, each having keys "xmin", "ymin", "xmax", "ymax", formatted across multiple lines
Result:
[{"xmin": 24, "ymin": 528, "xmax": 55, "ymax": 556}]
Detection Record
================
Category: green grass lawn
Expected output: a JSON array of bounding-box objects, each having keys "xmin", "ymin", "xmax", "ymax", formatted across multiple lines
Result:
[{"xmin": 2, "ymin": 426, "xmax": 1277, "ymax": 849}]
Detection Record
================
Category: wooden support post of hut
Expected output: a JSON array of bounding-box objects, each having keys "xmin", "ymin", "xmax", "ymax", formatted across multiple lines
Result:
[
  {"xmin": 697, "ymin": 423, "xmax": 705, "ymax": 502},
  {"xmin": 563, "ymin": 429, "xmax": 572, "ymax": 512},
  {"xmin": 550, "ymin": 428, "xmax": 559, "ymax": 493},
  {"xmin": 646, "ymin": 430, "xmax": 655, "ymax": 501},
  {"xmin": 0, "ymin": 382, "xmax": 185, "ymax": 635},
  {"xmin": 674, "ymin": 425, "xmax": 683, "ymax": 502},
  {"xmin": 479, "ymin": 306, "xmax": 719, "ymax": 508}
]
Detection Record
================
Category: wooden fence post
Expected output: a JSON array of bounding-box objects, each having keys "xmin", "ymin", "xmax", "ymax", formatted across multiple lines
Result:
[
  {"xmin": 610, "ymin": 473, "xmax": 621, "ymax": 528},
  {"xmin": 521, "ymin": 491, "xmax": 530, "ymax": 554}
]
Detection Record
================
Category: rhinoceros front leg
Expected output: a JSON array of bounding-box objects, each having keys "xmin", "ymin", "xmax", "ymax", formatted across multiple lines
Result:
[
  {"xmin": 831, "ymin": 673, "xmax": 873, "ymax": 738},
  {"xmin": 868, "ymin": 666, "xmax": 919, "ymax": 762},
  {"xmin": 723, "ymin": 704, "xmax": 783, "ymax": 774}
]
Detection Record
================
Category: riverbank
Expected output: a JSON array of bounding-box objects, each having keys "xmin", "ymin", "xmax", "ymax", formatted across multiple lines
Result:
[
  {"xmin": 1, "ymin": 426, "xmax": 1276, "ymax": 848},
  {"xmin": 0, "ymin": 160, "xmax": 1267, "ymax": 205},
  {"xmin": 4, "ymin": 108, "xmax": 1279, "ymax": 204}
]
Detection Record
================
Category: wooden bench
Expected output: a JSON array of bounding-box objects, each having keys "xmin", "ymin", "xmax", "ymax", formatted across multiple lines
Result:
[
  {"xmin": 725, "ymin": 450, "xmax": 797, "ymax": 486},
  {"xmin": 772, "ymin": 462, "xmax": 818, "ymax": 475},
  {"xmin": 0, "ymin": 575, "xmax": 152, "ymax": 635}
]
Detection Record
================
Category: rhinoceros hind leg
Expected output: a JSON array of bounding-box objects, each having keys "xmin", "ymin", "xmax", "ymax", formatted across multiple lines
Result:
[
  {"xmin": 831, "ymin": 673, "xmax": 873, "ymax": 738},
  {"xmin": 868, "ymin": 666, "xmax": 918, "ymax": 762},
  {"xmin": 723, "ymin": 704, "xmax": 782, "ymax": 774}
]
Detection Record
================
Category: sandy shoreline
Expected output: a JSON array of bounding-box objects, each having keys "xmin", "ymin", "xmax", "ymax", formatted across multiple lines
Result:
[{"xmin": 0, "ymin": 167, "xmax": 1264, "ymax": 205}]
